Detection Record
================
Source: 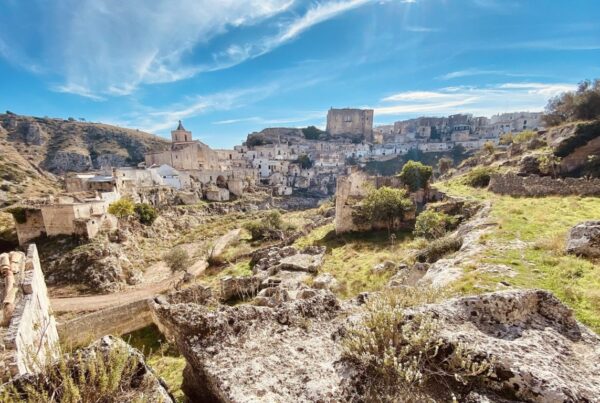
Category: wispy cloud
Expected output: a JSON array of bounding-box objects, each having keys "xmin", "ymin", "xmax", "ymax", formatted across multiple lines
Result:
[
  {"xmin": 212, "ymin": 111, "xmax": 325, "ymax": 126},
  {"xmin": 374, "ymin": 82, "xmax": 576, "ymax": 117}
]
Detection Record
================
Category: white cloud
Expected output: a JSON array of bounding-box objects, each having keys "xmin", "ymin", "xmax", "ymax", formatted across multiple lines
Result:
[
  {"xmin": 212, "ymin": 111, "xmax": 325, "ymax": 125},
  {"xmin": 374, "ymin": 82, "xmax": 577, "ymax": 117}
]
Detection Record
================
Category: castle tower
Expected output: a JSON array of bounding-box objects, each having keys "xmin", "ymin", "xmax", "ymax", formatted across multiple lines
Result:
[{"xmin": 171, "ymin": 120, "xmax": 193, "ymax": 143}]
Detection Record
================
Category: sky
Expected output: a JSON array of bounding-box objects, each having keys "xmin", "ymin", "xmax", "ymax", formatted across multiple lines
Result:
[{"xmin": 0, "ymin": 0, "xmax": 599, "ymax": 148}]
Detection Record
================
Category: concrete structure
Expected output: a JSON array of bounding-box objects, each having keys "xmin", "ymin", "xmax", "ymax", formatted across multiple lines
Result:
[
  {"xmin": 0, "ymin": 245, "xmax": 59, "ymax": 380},
  {"xmin": 326, "ymin": 108, "xmax": 374, "ymax": 141}
]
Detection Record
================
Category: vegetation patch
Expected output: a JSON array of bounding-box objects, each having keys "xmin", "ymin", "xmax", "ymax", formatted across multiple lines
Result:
[
  {"xmin": 461, "ymin": 166, "xmax": 496, "ymax": 188},
  {"xmin": 416, "ymin": 235, "xmax": 463, "ymax": 263}
]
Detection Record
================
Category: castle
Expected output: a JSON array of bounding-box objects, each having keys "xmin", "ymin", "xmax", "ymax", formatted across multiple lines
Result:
[{"xmin": 326, "ymin": 108, "xmax": 374, "ymax": 142}]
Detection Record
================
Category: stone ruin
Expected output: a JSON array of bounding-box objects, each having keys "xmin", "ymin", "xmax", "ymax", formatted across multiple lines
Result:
[{"xmin": 0, "ymin": 244, "xmax": 59, "ymax": 380}]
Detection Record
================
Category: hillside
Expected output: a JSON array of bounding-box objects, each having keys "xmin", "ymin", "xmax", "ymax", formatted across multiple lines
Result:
[{"xmin": 0, "ymin": 112, "xmax": 169, "ymax": 175}]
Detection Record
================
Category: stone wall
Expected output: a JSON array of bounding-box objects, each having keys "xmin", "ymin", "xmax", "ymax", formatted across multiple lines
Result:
[
  {"xmin": 488, "ymin": 173, "xmax": 600, "ymax": 197},
  {"xmin": 326, "ymin": 108, "xmax": 374, "ymax": 141},
  {"xmin": 57, "ymin": 299, "xmax": 153, "ymax": 346},
  {"xmin": 0, "ymin": 244, "xmax": 59, "ymax": 380}
]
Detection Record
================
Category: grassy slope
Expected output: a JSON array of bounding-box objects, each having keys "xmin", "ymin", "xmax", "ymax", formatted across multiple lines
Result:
[{"xmin": 437, "ymin": 179, "xmax": 600, "ymax": 332}]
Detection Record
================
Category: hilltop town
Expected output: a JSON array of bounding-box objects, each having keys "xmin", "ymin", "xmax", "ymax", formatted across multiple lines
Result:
[{"xmin": 0, "ymin": 80, "xmax": 599, "ymax": 403}]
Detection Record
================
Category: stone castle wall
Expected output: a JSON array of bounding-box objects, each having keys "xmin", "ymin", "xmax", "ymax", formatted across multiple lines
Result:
[
  {"xmin": 0, "ymin": 244, "xmax": 59, "ymax": 380},
  {"xmin": 488, "ymin": 173, "xmax": 600, "ymax": 197},
  {"xmin": 326, "ymin": 109, "xmax": 374, "ymax": 141}
]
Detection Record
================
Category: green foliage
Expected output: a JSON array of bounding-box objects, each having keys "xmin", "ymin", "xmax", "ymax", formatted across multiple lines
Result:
[
  {"xmin": 163, "ymin": 246, "xmax": 191, "ymax": 272},
  {"xmin": 295, "ymin": 154, "xmax": 313, "ymax": 169},
  {"xmin": 414, "ymin": 210, "xmax": 456, "ymax": 240},
  {"xmin": 354, "ymin": 186, "xmax": 413, "ymax": 233},
  {"xmin": 108, "ymin": 198, "xmax": 135, "ymax": 219},
  {"xmin": 302, "ymin": 125, "xmax": 325, "ymax": 140},
  {"xmin": 0, "ymin": 342, "xmax": 151, "ymax": 403},
  {"xmin": 544, "ymin": 79, "xmax": 600, "ymax": 126},
  {"xmin": 538, "ymin": 154, "xmax": 561, "ymax": 178},
  {"xmin": 416, "ymin": 235, "xmax": 463, "ymax": 263},
  {"xmin": 243, "ymin": 210, "xmax": 289, "ymax": 241},
  {"xmin": 342, "ymin": 287, "xmax": 493, "ymax": 400},
  {"xmin": 7, "ymin": 207, "xmax": 27, "ymax": 224},
  {"xmin": 513, "ymin": 130, "xmax": 537, "ymax": 144},
  {"xmin": 462, "ymin": 167, "xmax": 495, "ymax": 188},
  {"xmin": 134, "ymin": 203, "xmax": 158, "ymax": 225},
  {"xmin": 398, "ymin": 160, "xmax": 433, "ymax": 191},
  {"xmin": 245, "ymin": 136, "xmax": 271, "ymax": 147}
]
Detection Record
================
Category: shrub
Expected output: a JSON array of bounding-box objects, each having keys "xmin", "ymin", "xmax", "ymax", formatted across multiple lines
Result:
[
  {"xmin": 462, "ymin": 167, "xmax": 495, "ymax": 188},
  {"xmin": 295, "ymin": 154, "xmax": 313, "ymax": 169},
  {"xmin": 499, "ymin": 132, "xmax": 513, "ymax": 145},
  {"xmin": 108, "ymin": 198, "xmax": 135, "ymax": 219},
  {"xmin": 398, "ymin": 160, "xmax": 433, "ymax": 192},
  {"xmin": 538, "ymin": 154, "xmax": 561, "ymax": 178},
  {"xmin": 302, "ymin": 125, "xmax": 325, "ymax": 140},
  {"xmin": 544, "ymin": 78, "xmax": 600, "ymax": 126},
  {"xmin": 163, "ymin": 246, "xmax": 191, "ymax": 272},
  {"xmin": 342, "ymin": 287, "xmax": 493, "ymax": 400},
  {"xmin": 134, "ymin": 203, "xmax": 158, "ymax": 225},
  {"xmin": 353, "ymin": 186, "xmax": 414, "ymax": 234},
  {"xmin": 0, "ymin": 341, "xmax": 152, "ymax": 403},
  {"xmin": 437, "ymin": 157, "xmax": 453, "ymax": 175},
  {"xmin": 513, "ymin": 130, "xmax": 537, "ymax": 144},
  {"xmin": 414, "ymin": 210, "xmax": 456, "ymax": 240},
  {"xmin": 416, "ymin": 235, "xmax": 463, "ymax": 263},
  {"xmin": 483, "ymin": 141, "xmax": 495, "ymax": 155},
  {"xmin": 243, "ymin": 210, "xmax": 287, "ymax": 241}
]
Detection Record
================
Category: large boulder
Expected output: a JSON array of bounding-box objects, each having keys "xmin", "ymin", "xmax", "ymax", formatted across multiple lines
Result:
[{"xmin": 565, "ymin": 220, "xmax": 600, "ymax": 257}]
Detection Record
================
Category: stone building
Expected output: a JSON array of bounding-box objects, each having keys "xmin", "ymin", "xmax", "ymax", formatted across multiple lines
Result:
[
  {"xmin": 0, "ymin": 245, "xmax": 59, "ymax": 380},
  {"xmin": 11, "ymin": 195, "xmax": 118, "ymax": 245},
  {"xmin": 326, "ymin": 108, "xmax": 374, "ymax": 142},
  {"xmin": 145, "ymin": 121, "xmax": 220, "ymax": 170}
]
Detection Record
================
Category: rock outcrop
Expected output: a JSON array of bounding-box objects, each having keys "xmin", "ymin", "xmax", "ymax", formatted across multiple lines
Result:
[
  {"xmin": 566, "ymin": 220, "xmax": 600, "ymax": 257},
  {"xmin": 152, "ymin": 287, "xmax": 600, "ymax": 402},
  {"xmin": 488, "ymin": 173, "xmax": 600, "ymax": 197}
]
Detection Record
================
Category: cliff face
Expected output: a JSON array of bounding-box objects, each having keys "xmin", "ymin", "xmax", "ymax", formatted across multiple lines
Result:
[{"xmin": 0, "ymin": 113, "xmax": 170, "ymax": 174}]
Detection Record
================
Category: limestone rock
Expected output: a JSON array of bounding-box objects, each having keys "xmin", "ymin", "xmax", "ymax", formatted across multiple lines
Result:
[
  {"xmin": 43, "ymin": 150, "xmax": 93, "ymax": 173},
  {"xmin": 94, "ymin": 153, "xmax": 128, "ymax": 169},
  {"xmin": 371, "ymin": 260, "xmax": 396, "ymax": 274},
  {"xmin": 518, "ymin": 155, "xmax": 541, "ymax": 176},
  {"xmin": 565, "ymin": 220, "xmax": 600, "ymax": 258},
  {"xmin": 312, "ymin": 273, "xmax": 338, "ymax": 290},
  {"xmin": 24, "ymin": 122, "xmax": 46, "ymax": 145}
]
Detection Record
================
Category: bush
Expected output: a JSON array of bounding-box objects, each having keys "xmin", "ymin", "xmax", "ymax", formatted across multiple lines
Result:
[
  {"xmin": 499, "ymin": 132, "xmax": 513, "ymax": 145},
  {"xmin": 243, "ymin": 210, "xmax": 287, "ymax": 241},
  {"xmin": 0, "ymin": 340, "xmax": 151, "ymax": 403},
  {"xmin": 398, "ymin": 161, "xmax": 433, "ymax": 192},
  {"xmin": 302, "ymin": 125, "xmax": 325, "ymax": 140},
  {"xmin": 513, "ymin": 130, "xmax": 537, "ymax": 144},
  {"xmin": 483, "ymin": 141, "xmax": 495, "ymax": 155},
  {"xmin": 353, "ymin": 186, "xmax": 414, "ymax": 234},
  {"xmin": 342, "ymin": 287, "xmax": 492, "ymax": 400},
  {"xmin": 295, "ymin": 154, "xmax": 313, "ymax": 169},
  {"xmin": 163, "ymin": 247, "xmax": 191, "ymax": 272},
  {"xmin": 437, "ymin": 157, "xmax": 453, "ymax": 175},
  {"xmin": 544, "ymin": 79, "xmax": 600, "ymax": 126},
  {"xmin": 416, "ymin": 235, "xmax": 463, "ymax": 263},
  {"xmin": 414, "ymin": 210, "xmax": 456, "ymax": 240},
  {"xmin": 108, "ymin": 198, "xmax": 135, "ymax": 219},
  {"xmin": 462, "ymin": 167, "xmax": 495, "ymax": 188},
  {"xmin": 134, "ymin": 203, "xmax": 158, "ymax": 225}
]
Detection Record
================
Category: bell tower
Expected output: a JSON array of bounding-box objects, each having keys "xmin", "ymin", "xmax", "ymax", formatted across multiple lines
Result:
[{"xmin": 171, "ymin": 120, "xmax": 193, "ymax": 143}]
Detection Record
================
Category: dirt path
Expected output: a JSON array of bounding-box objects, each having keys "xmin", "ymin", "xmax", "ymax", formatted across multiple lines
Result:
[{"xmin": 51, "ymin": 258, "xmax": 208, "ymax": 313}]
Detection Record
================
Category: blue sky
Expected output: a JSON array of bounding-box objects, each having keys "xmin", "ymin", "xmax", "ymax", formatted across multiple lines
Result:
[{"xmin": 1, "ymin": 0, "xmax": 599, "ymax": 148}]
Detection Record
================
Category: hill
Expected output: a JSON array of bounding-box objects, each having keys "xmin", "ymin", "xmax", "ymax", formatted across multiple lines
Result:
[{"xmin": 0, "ymin": 112, "xmax": 170, "ymax": 207}]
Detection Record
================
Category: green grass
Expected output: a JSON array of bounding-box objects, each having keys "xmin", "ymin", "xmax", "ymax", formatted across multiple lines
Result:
[
  {"xmin": 437, "ymin": 176, "xmax": 600, "ymax": 332},
  {"xmin": 294, "ymin": 223, "xmax": 421, "ymax": 299},
  {"xmin": 123, "ymin": 325, "xmax": 185, "ymax": 402}
]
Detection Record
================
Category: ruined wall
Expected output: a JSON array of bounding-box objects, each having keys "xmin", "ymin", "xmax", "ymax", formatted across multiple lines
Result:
[
  {"xmin": 14, "ymin": 209, "xmax": 45, "ymax": 245},
  {"xmin": 57, "ymin": 299, "xmax": 153, "ymax": 346},
  {"xmin": 326, "ymin": 108, "xmax": 374, "ymax": 141},
  {"xmin": 488, "ymin": 173, "xmax": 600, "ymax": 197},
  {"xmin": 0, "ymin": 244, "xmax": 59, "ymax": 380}
]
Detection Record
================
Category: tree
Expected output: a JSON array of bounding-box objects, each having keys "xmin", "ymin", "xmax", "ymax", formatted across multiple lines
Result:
[
  {"xmin": 451, "ymin": 144, "xmax": 466, "ymax": 163},
  {"xmin": 302, "ymin": 125, "xmax": 325, "ymax": 140},
  {"xmin": 414, "ymin": 210, "xmax": 456, "ymax": 240},
  {"xmin": 358, "ymin": 186, "xmax": 414, "ymax": 234},
  {"xmin": 295, "ymin": 154, "xmax": 313, "ymax": 169},
  {"xmin": 544, "ymin": 79, "xmax": 600, "ymax": 126},
  {"xmin": 134, "ymin": 203, "xmax": 158, "ymax": 225},
  {"xmin": 398, "ymin": 160, "xmax": 433, "ymax": 192},
  {"xmin": 163, "ymin": 247, "xmax": 191, "ymax": 273},
  {"xmin": 108, "ymin": 198, "xmax": 135, "ymax": 219},
  {"xmin": 437, "ymin": 157, "xmax": 453, "ymax": 175}
]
